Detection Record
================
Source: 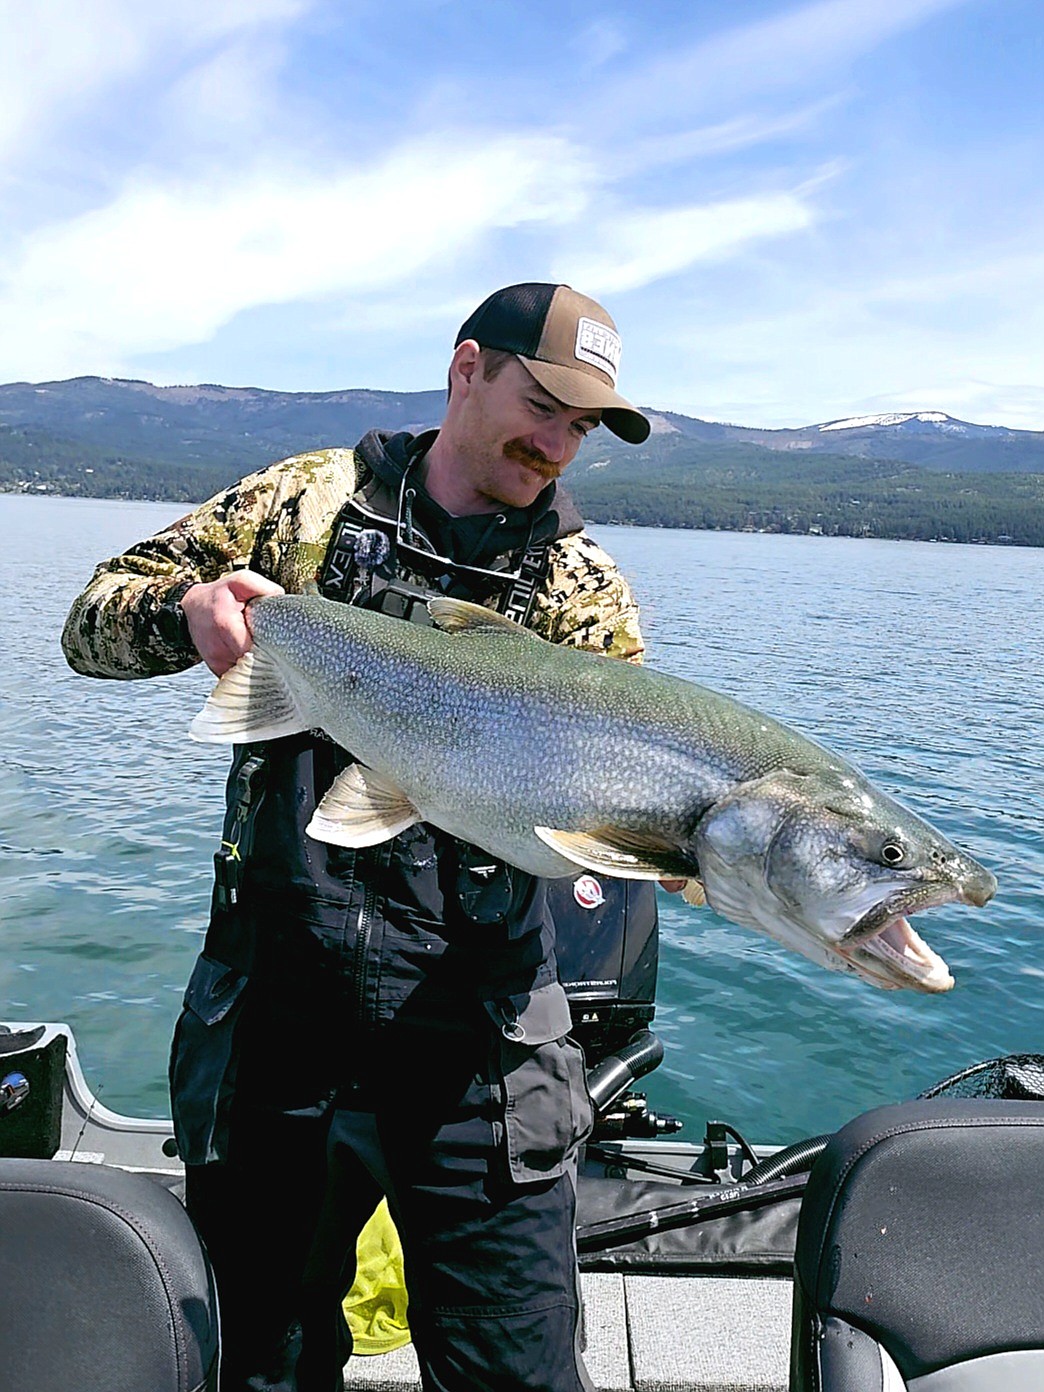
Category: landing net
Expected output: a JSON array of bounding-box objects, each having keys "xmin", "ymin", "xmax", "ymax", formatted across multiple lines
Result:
[{"xmin": 919, "ymin": 1053, "xmax": 1044, "ymax": 1101}]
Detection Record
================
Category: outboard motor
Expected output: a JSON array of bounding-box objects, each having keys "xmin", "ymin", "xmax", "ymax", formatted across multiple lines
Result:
[
  {"xmin": 550, "ymin": 876, "xmax": 657, "ymax": 1051},
  {"xmin": 550, "ymin": 876, "xmax": 678, "ymax": 1137}
]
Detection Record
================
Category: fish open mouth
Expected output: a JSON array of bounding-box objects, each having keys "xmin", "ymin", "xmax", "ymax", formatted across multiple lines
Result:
[
  {"xmin": 837, "ymin": 891, "xmax": 958, "ymax": 993},
  {"xmin": 844, "ymin": 914, "xmax": 953, "ymax": 992}
]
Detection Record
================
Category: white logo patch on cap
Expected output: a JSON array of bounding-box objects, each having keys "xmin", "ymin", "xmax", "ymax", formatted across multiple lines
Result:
[{"xmin": 574, "ymin": 317, "xmax": 621, "ymax": 384}]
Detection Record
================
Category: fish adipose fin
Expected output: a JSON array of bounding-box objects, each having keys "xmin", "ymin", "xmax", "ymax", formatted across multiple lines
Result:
[
  {"xmin": 307, "ymin": 763, "xmax": 422, "ymax": 848},
  {"xmin": 427, "ymin": 597, "xmax": 533, "ymax": 637},
  {"xmin": 534, "ymin": 826, "xmax": 696, "ymax": 881},
  {"xmin": 190, "ymin": 650, "xmax": 317, "ymax": 744}
]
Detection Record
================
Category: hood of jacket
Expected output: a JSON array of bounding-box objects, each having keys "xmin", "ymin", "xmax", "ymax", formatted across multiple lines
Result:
[{"xmin": 353, "ymin": 428, "xmax": 585, "ymax": 568}]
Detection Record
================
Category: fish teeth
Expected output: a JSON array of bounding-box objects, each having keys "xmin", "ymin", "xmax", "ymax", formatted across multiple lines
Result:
[{"xmin": 858, "ymin": 916, "xmax": 953, "ymax": 990}]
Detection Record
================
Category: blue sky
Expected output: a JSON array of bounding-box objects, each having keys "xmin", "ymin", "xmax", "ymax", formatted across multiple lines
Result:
[{"xmin": 2, "ymin": 0, "xmax": 1043, "ymax": 428}]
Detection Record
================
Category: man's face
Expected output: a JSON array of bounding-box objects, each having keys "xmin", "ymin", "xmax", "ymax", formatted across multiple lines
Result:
[{"xmin": 451, "ymin": 353, "xmax": 601, "ymax": 510}]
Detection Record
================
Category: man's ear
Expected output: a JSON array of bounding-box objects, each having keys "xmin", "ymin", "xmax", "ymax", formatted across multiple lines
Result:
[{"xmin": 449, "ymin": 339, "xmax": 482, "ymax": 397}]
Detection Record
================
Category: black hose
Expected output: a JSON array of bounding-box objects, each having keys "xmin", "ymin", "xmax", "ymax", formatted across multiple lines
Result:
[
  {"xmin": 742, "ymin": 1134, "xmax": 830, "ymax": 1185},
  {"xmin": 585, "ymin": 1030, "xmax": 664, "ymax": 1113}
]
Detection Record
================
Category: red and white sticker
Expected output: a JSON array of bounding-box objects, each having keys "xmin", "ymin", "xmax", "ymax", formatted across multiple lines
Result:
[{"xmin": 573, "ymin": 875, "xmax": 605, "ymax": 910}]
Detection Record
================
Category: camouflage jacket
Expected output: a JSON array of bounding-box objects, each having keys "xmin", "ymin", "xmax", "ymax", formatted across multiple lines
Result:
[{"xmin": 61, "ymin": 446, "xmax": 645, "ymax": 676}]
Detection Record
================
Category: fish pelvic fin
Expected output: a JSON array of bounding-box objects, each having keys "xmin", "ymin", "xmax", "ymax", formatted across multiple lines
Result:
[
  {"xmin": 534, "ymin": 826, "xmax": 696, "ymax": 881},
  {"xmin": 427, "ymin": 597, "xmax": 535, "ymax": 637},
  {"xmin": 306, "ymin": 763, "xmax": 422, "ymax": 848},
  {"xmin": 682, "ymin": 878, "xmax": 707, "ymax": 907},
  {"xmin": 189, "ymin": 650, "xmax": 317, "ymax": 744}
]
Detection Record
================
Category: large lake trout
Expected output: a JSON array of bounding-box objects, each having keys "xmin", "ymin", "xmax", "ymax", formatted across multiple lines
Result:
[{"xmin": 190, "ymin": 593, "xmax": 996, "ymax": 993}]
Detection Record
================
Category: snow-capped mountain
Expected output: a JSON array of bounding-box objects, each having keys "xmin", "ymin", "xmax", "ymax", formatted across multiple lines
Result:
[
  {"xmin": 635, "ymin": 408, "xmax": 1042, "ymax": 472},
  {"xmin": 1, "ymin": 377, "xmax": 1042, "ymax": 478},
  {"xmin": 817, "ymin": 411, "xmax": 1017, "ymax": 439}
]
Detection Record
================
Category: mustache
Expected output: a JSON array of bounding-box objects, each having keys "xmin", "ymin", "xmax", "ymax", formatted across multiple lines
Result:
[{"xmin": 502, "ymin": 438, "xmax": 562, "ymax": 481}]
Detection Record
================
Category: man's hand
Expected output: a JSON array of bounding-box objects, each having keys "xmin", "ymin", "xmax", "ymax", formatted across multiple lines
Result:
[{"xmin": 181, "ymin": 570, "xmax": 285, "ymax": 676}]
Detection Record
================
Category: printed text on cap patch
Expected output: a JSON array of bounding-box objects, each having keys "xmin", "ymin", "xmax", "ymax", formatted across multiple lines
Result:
[{"xmin": 574, "ymin": 318, "xmax": 621, "ymax": 382}]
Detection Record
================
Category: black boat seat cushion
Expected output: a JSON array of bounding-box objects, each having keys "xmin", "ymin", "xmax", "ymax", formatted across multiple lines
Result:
[
  {"xmin": 0, "ymin": 1158, "xmax": 218, "ymax": 1392},
  {"xmin": 790, "ymin": 1100, "xmax": 1044, "ymax": 1392}
]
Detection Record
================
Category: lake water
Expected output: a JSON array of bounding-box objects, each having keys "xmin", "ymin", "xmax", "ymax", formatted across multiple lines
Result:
[{"xmin": 2, "ymin": 494, "xmax": 1042, "ymax": 1143}]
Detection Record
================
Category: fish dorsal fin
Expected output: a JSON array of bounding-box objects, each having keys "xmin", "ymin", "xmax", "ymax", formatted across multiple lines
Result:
[
  {"xmin": 427, "ymin": 597, "xmax": 531, "ymax": 637},
  {"xmin": 534, "ymin": 826, "xmax": 697, "ymax": 882},
  {"xmin": 189, "ymin": 649, "xmax": 316, "ymax": 744},
  {"xmin": 306, "ymin": 763, "xmax": 422, "ymax": 848}
]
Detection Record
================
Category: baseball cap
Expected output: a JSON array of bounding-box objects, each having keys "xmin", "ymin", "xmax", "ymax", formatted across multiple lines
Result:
[{"xmin": 455, "ymin": 283, "xmax": 650, "ymax": 444}]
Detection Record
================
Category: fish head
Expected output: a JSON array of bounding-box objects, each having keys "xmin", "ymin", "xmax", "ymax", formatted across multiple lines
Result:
[{"xmin": 693, "ymin": 767, "xmax": 996, "ymax": 993}]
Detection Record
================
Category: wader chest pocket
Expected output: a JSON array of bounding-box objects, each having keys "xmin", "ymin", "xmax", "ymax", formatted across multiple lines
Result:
[
  {"xmin": 456, "ymin": 847, "xmax": 515, "ymax": 926},
  {"xmin": 487, "ymin": 982, "xmax": 594, "ymax": 1183},
  {"xmin": 169, "ymin": 954, "xmax": 249, "ymax": 1167}
]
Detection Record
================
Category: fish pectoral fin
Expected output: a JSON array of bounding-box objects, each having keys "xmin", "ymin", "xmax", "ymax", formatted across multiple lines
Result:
[
  {"xmin": 189, "ymin": 650, "xmax": 316, "ymax": 744},
  {"xmin": 306, "ymin": 763, "xmax": 422, "ymax": 848},
  {"xmin": 534, "ymin": 826, "xmax": 696, "ymax": 881},
  {"xmin": 427, "ymin": 597, "xmax": 535, "ymax": 637}
]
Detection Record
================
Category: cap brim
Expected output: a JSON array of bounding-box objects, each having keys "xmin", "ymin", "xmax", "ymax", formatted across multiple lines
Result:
[{"xmin": 519, "ymin": 357, "xmax": 651, "ymax": 444}]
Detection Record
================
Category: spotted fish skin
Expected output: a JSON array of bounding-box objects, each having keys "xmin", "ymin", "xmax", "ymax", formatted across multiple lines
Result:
[{"xmin": 192, "ymin": 592, "xmax": 997, "ymax": 995}]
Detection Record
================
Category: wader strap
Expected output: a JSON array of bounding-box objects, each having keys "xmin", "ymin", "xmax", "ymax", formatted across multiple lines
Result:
[
  {"xmin": 500, "ymin": 540, "xmax": 551, "ymax": 626},
  {"xmin": 319, "ymin": 507, "xmax": 370, "ymax": 603},
  {"xmin": 207, "ymin": 751, "xmax": 268, "ymax": 974},
  {"xmin": 318, "ymin": 495, "xmax": 553, "ymax": 628}
]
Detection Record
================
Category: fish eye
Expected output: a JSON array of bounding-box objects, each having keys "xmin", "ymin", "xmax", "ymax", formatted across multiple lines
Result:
[{"xmin": 881, "ymin": 841, "xmax": 906, "ymax": 866}]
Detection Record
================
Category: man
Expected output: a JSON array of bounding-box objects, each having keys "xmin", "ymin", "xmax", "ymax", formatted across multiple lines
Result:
[{"xmin": 62, "ymin": 283, "xmax": 652, "ymax": 1392}]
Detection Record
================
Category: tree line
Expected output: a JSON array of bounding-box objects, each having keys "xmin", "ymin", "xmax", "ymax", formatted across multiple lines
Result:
[
  {"xmin": 567, "ymin": 451, "xmax": 1044, "ymax": 546},
  {"xmin": 5, "ymin": 422, "xmax": 1044, "ymax": 546}
]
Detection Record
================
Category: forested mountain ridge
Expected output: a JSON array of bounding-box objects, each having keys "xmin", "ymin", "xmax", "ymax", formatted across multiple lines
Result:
[
  {"xmin": 566, "ymin": 439, "xmax": 1044, "ymax": 545},
  {"xmin": 3, "ymin": 376, "xmax": 1042, "ymax": 544}
]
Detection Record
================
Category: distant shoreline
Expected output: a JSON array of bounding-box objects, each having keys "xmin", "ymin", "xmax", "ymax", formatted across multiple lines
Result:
[{"xmin": 4, "ymin": 486, "xmax": 1037, "ymax": 550}]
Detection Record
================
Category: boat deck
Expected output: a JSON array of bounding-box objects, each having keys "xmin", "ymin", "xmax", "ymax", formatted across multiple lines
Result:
[
  {"xmin": 17, "ymin": 1025, "xmax": 796, "ymax": 1392},
  {"xmin": 346, "ymin": 1272, "xmax": 792, "ymax": 1392}
]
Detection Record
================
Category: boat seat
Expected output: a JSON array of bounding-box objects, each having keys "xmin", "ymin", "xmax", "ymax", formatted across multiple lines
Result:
[
  {"xmin": 790, "ymin": 1100, "xmax": 1044, "ymax": 1391},
  {"xmin": 0, "ymin": 1158, "xmax": 218, "ymax": 1392}
]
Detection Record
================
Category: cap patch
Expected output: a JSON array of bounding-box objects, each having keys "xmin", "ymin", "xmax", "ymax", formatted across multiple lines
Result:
[{"xmin": 574, "ymin": 317, "xmax": 621, "ymax": 385}]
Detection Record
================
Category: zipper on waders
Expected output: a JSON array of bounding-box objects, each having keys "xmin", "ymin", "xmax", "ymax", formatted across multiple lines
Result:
[{"xmin": 350, "ymin": 846, "xmax": 387, "ymax": 1024}]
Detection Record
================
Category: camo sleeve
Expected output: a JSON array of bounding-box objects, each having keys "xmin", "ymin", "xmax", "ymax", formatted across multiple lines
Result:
[
  {"xmin": 530, "ymin": 531, "xmax": 645, "ymax": 664},
  {"xmin": 61, "ymin": 448, "xmax": 358, "ymax": 680}
]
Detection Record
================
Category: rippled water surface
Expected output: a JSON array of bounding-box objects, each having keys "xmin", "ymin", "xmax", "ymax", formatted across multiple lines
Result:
[{"xmin": 2, "ymin": 494, "xmax": 1041, "ymax": 1139}]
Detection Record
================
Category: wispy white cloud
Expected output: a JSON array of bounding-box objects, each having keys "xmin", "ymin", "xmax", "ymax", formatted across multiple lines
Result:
[
  {"xmin": 0, "ymin": 133, "xmax": 594, "ymax": 380},
  {"xmin": 1, "ymin": 0, "xmax": 1039, "ymax": 431},
  {"xmin": 572, "ymin": 18, "xmax": 629, "ymax": 69},
  {"xmin": 157, "ymin": 33, "xmax": 292, "ymax": 152},
  {"xmin": 594, "ymin": 0, "xmax": 974, "ymax": 136},
  {"xmin": 0, "ymin": 0, "xmax": 312, "ymax": 172},
  {"xmin": 555, "ymin": 192, "xmax": 816, "ymax": 295},
  {"xmin": 616, "ymin": 96, "xmax": 850, "ymax": 176},
  {"xmin": 640, "ymin": 242, "xmax": 1044, "ymax": 430}
]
